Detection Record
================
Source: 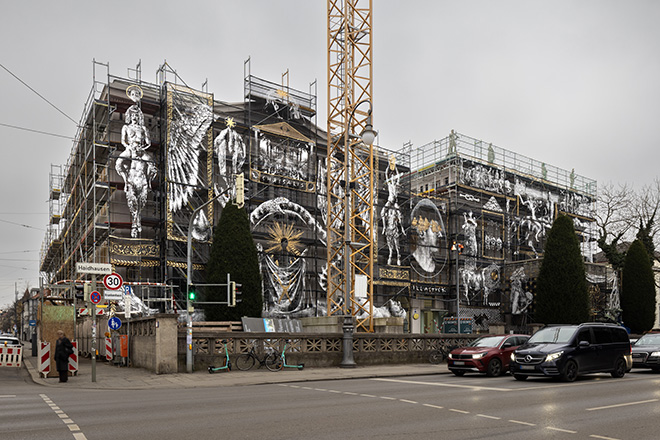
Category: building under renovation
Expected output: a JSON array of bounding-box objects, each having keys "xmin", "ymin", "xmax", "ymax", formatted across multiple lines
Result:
[{"xmin": 39, "ymin": 61, "xmax": 618, "ymax": 333}]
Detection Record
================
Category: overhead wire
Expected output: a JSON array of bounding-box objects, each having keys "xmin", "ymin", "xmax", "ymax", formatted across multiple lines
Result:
[
  {"xmin": 0, "ymin": 122, "xmax": 74, "ymax": 140},
  {"xmin": 0, "ymin": 62, "xmax": 78, "ymax": 126}
]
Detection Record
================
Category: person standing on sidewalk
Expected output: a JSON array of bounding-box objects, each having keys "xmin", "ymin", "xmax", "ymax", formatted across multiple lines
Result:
[{"xmin": 55, "ymin": 330, "xmax": 73, "ymax": 383}]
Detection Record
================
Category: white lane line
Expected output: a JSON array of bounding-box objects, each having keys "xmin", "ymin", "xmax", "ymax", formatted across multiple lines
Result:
[
  {"xmin": 379, "ymin": 396, "xmax": 396, "ymax": 400},
  {"xmin": 423, "ymin": 404, "xmax": 444, "ymax": 409},
  {"xmin": 314, "ymin": 388, "xmax": 327, "ymax": 392},
  {"xmin": 399, "ymin": 399, "xmax": 418, "ymax": 404},
  {"xmin": 41, "ymin": 394, "xmax": 87, "ymax": 439},
  {"xmin": 509, "ymin": 420, "xmax": 536, "ymax": 426},
  {"xmin": 328, "ymin": 390, "xmax": 341, "ymax": 393},
  {"xmin": 343, "ymin": 391, "xmax": 358, "ymax": 395},
  {"xmin": 547, "ymin": 427, "xmax": 577, "ymax": 434},
  {"xmin": 477, "ymin": 414, "xmax": 500, "ymax": 420},
  {"xmin": 360, "ymin": 394, "xmax": 377, "ymax": 398},
  {"xmin": 586, "ymin": 399, "xmax": 658, "ymax": 411},
  {"xmin": 373, "ymin": 378, "xmax": 511, "ymax": 392},
  {"xmin": 589, "ymin": 435, "xmax": 620, "ymax": 440},
  {"xmin": 450, "ymin": 409, "xmax": 469, "ymax": 414},
  {"xmin": 0, "ymin": 395, "xmax": 17, "ymax": 398}
]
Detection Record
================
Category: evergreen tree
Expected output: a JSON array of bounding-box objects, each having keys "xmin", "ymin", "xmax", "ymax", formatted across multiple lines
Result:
[
  {"xmin": 534, "ymin": 215, "xmax": 590, "ymax": 324},
  {"xmin": 621, "ymin": 240, "xmax": 656, "ymax": 334},
  {"xmin": 635, "ymin": 210, "xmax": 656, "ymax": 266},
  {"xmin": 203, "ymin": 203, "xmax": 262, "ymax": 321}
]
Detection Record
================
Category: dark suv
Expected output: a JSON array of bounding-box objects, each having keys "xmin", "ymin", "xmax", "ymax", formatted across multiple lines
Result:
[{"xmin": 510, "ymin": 323, "xmax": 632, "ymax": 382}]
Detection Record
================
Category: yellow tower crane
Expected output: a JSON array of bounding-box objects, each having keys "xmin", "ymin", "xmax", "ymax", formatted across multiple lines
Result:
[{"xmin": 326, "ymin": 0, "xmax": 376, "ymax": 332}]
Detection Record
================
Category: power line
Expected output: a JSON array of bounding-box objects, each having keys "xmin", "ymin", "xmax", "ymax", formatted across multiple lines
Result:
[
  {"xmin": 0, "ymin": 62, "xmax": 78, "ymax": 126},
  {"xmin": 0, "ymin": 122, "xmax": 73, "ymax": 140},
  {"xmin": 0, "ymin": 218, "xmax": 44, "ymax": 231}
]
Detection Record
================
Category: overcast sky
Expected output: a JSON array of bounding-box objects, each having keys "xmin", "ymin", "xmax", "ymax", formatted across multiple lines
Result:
[{"xmin": 1, "ymin": 0, "xmax": 658, "ymax": 307}]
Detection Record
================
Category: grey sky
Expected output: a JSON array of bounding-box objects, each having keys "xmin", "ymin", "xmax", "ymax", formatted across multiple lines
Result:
[{"xmin": 1, "ymin": 0, "xmax": 658, "ymax": 307}]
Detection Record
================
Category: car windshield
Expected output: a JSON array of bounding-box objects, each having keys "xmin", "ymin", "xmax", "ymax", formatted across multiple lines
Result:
[
  {"xmin": 635, "ymin": 334, "xmax": 660, "ymax": 346},
  {"xmin": 527, "ymin": 326, "xmax": 577, "ymax": 344},
  {"xmin": 0, "ymin": 337, "xmax": 20, "ymax": 346},
  {"xmin": 469, "ymin": 336, "xmax": 505, "ymax": 348}
]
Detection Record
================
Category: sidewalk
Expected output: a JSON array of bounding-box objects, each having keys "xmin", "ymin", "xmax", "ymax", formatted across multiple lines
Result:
[{"xmin": 22, "ymin": 346, "xmax": 449, "ymax": 390}]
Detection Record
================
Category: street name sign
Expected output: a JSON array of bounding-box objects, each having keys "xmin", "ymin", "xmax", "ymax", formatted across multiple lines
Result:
[
  {"xmin": 104, "ymin": 290, "xmax": 123, "ymax": 301},
  {"xmin": 76, "ymin": 262, "xmax": 112, "ymax": 275}
]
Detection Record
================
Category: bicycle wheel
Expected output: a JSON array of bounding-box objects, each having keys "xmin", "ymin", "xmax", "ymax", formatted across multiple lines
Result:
[
  {"xmin": 266, "ymin": 353, "xmax": 283, "ymax": 372},
  {"xmin": 235, "ymin": 353, "xmax": 256, "ymax": 371},
  {"xmin": 428, "ymin": 350, "xmax": 444, "ymax": 364}
]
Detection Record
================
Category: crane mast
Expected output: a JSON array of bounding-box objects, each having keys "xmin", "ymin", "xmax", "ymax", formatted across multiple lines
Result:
[{"xmin": 326, "ymin": 0, "xmax": 375, "ymax": 331}]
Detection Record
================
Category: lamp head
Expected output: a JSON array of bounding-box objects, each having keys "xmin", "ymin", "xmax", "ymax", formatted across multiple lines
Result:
[{"xmin": 360, "ymin": 113, "xmax": 377, "ymax": 145}]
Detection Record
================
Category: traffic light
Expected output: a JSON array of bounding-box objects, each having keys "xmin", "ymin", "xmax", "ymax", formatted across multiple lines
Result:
[
  {"xmin": 74, "ymin": 284, "xmax": 84, "ymax": 301},
  {"xmin": 188, "ymin": 290, "xmax": 196, "ymax": 301},
  {"xmin": 228, "ymin": 281, "xmax": 235, "ymax": 307}
]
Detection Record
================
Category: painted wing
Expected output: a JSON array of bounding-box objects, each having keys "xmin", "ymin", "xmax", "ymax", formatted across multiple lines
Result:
[{"xmin": 167, "ymin": 104, "xmax": 214, "ymax": 212}]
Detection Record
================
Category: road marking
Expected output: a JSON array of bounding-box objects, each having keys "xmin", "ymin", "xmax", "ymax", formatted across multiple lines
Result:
[
  {"xmin": 360, "ymin": 394, "xmax": 377, "ymax": 398},
  {"xmin": 477, "ymin": 414, "xmax": 500, "ymax": 420},
  {"xmin": 314, "ymin": 388, "xmax": 327, "ymax": 391},
  {"xmin": 423, "ymin": 404, "xmax": 444, "ymax": 409},
  {"xmin": 379, "ymin": 396, "xmax": 396, "ymax": 400},
  {"xmin": 0, "ymin": 395, "xmax": 16, "ymax": 398},
  {"xmin": 300, "ymin": 386, "xmax": 313, "ymax": 390},
  {"xmin": 509, "ymin": 420, "xmax": 536, "ymax": 426},
  {"xmin": 343, "ymin": 391, "xmax": 358, "ymax": 395},
  {"xmin": 450, "ymin": 409, "xmax": 469, "ymax": 414},
  {"xmin": 399, "ymin": 399, "xmax": 418, "ymax": 404},
  {"xmin": 589, "ymin": 435, "xmax": 620, "ymax": 440},
  {"xmin": 328, "ymin": 390, "xmax": 341, "ymax": 393},
  {"xmin": 373, "ymin": 377, "xmax": 511, "ymax": 392},
  {"xmin": 547, "ymin": 427, "xmax": 577, "ymax": 434},
  {"xmin": 586, "ymin": 399, "xmax": 658, "ymax": 411},
  {"xmin": 40, "ymin": 394, "xmax": 87, "ymax": 440}
]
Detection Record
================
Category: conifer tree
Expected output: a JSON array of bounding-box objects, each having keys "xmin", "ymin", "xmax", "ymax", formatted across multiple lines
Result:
[
  {"xmin": 621, "ymin": 240, "xmax": 656, "ymax": 334},
  {"xmin": 534, "ymin": 215, "xmax": 590, "ymax": 324},
  {"xmin": 203, "ymin": 203, "xmax": 262, "ymax": 321}
]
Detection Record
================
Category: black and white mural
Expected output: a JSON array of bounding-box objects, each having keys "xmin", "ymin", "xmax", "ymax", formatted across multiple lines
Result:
[{"xmin": 116, "ymin": 85, "xmax": 158, "ymax": 238}]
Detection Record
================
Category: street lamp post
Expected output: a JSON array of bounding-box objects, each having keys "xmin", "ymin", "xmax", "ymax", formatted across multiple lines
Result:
[{"xmin": 340, "ymin": 100, "xmax": 377, "ymax": 369}]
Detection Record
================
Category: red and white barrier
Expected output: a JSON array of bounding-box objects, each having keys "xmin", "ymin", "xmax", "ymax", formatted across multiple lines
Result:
[
  {"xmin": 105, "ymin": 337, "xmax": 112, "ymax": 361},
  {"xmin": 0, "ymin": 345, "xmax": 22, "ymax": 367},
  {"xmin": 39, "ymin": 341, "xmax": 51, "ymax": 378},
  {"xmin": 68, "ymin": 341, "xmax": 78, "ymax": 375}
]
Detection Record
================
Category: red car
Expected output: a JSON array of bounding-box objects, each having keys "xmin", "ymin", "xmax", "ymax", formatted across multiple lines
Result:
[{"xmin": 448, "ymin": 334, "xmax": 529, "ymax": 377}]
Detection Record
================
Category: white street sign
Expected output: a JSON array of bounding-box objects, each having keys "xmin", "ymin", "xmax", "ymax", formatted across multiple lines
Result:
[
  {"xmin": 104, "ymin": 290, "xmax": 123, "ymax": 301},
  {"xmin": 76, "ymin": 262, "xmax": 112, "ymax": 275}
]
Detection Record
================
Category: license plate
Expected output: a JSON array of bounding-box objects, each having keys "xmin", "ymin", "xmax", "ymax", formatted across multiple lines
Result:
[
  {"xmin": 520, "ymin": 365, "xmax": 535, "ymax": 371},
  {"xmin": 453, "ymin": 361, "xmax": 465, "ymax": 366}
]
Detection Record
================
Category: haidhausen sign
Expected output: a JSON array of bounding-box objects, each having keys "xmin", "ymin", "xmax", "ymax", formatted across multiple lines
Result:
[{"xmin": 76, "ymin": 262, "xmax": 112, "ymax": 275}]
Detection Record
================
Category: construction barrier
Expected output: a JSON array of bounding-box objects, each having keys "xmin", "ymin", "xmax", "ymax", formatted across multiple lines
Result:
[
  {"xmin": 0, "ymin": 345, "xmax": 22, "ymax": 367},
  {"xmin": 105, "ymin": 337, "xmax": 112, "ymax": 362},
  {"xmin": 39, "ymin": 342, "xmax": 51, "ymax": 378},
  {"xmin": 68, "ymin": 341, "xmax": 78, "ymax": 375},
  {"xmin": 120, "ymin": 335, "xmax": 128, "ymax": 358}
]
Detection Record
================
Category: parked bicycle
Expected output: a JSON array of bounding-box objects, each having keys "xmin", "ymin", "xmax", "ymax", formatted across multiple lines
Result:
[
  {"xmin": 235, "ymin": 346, "xmax": 280, "ymax": 372},
  {"xmin": 428, "ymin": 344, "xmax": 459, "ymax": 364}
]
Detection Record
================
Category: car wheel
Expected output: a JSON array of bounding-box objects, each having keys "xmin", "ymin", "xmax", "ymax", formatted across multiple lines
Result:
[
  {"xmin": 513, "ymin": 374, "xmax": 527, "ymax": 381},
  {"xmin": 561, "ymin": 359, "xmax": 578, "ymax": 382},
  {"xmin": 611, "ymin": 357, "xmax": 626, "ymax": 378},
  {"xmin": 451, "ymin": 370, "xmax": 465, "ymax": 377},
  {"xmin": 486, "ymin": 358, "xmax": 502, "ymax": 377}
]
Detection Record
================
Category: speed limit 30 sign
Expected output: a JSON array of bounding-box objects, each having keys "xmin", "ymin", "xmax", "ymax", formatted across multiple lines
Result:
[{"xmin": 103, "ymin": 272, "xmax": 123, "ymax": 291}]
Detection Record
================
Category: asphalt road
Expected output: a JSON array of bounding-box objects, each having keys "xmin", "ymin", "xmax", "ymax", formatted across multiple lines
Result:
[{"xmin": 2, "ymin": 366, "xmax": 659, "ymax": 439}]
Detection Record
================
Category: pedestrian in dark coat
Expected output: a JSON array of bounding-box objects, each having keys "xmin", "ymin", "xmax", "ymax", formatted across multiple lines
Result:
[{"xmin": 55, "ymin": 330, "xmax": 73, "ymax": 383}]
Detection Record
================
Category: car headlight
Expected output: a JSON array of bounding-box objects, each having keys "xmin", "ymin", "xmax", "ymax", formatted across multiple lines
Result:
[
  {"xmin": 545, "ymin": 351, "xmax": 563, "ymax": 362},
  {"xmin": 511, "ymin": 353, "xmax": 516, "ymax": 362},
  {"xmin": 650, "ymin": 351, "xmax": 660, "ymax": 357},
  {"xmin": 448, "ymin": 353, "xmax": 454, "ymax": 359},
  {"xmin": 472, "ymin": 352, "xmax": 487, "ymax": 359}
]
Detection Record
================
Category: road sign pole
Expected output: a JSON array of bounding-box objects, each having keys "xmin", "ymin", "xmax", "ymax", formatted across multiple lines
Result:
[{"xmin": 91, "ymin": 277, "xmax": 96, "ymax": 383}]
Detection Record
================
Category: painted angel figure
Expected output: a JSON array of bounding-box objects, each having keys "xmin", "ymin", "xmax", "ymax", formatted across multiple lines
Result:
[
  {"xmin": 116, "ymin": 102, "xmax": 157, "ymax": 238},
  {"xmin": 381, "ymin": 156, "xmax": 406, "ymax": 265}
]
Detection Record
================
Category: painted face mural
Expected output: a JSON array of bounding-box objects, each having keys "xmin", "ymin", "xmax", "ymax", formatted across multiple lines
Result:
[
  {"xmin": 410, "ymin": 199, "xmax": 444, "ymax": 277},
  {"xmin": 116, "ymin": 85, "xmax": 157, "ymax": 238}
]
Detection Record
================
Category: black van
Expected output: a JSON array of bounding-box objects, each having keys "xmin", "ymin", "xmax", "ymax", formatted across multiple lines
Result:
[{"xmin": 509, "ymin": 323, "xmax": 632, "ymax": 382}]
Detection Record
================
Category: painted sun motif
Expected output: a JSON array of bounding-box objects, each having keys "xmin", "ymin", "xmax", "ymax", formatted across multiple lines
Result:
[
  {"xmin": 265, "ymin": 222, "xmax": 304, "ymax": 256},
  {"xmin": 225, "ymin": 117, "xmax": 236, "ymax": 128}
]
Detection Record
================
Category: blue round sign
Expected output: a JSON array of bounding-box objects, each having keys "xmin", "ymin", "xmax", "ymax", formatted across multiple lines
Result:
[
  {"xmin": 108, "ymin": 316, "xmax": 122, "ymax": 331},
  {"xmin": 90, "ymin": 290, "xmax": 102, "ymax": 305}
]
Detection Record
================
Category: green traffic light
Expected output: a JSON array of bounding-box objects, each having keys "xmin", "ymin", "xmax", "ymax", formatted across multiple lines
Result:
[{"xmin": 188, "ymin": 291, "xmax": 196, "ymax": 301}]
